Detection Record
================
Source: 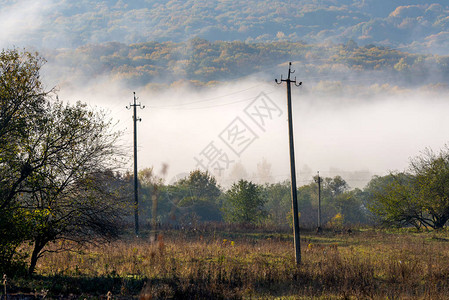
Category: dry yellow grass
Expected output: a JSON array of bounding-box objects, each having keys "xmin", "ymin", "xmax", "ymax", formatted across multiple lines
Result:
[{"xmin": 29, "ymin": 229, "xmax": 449, "ymax": 299}]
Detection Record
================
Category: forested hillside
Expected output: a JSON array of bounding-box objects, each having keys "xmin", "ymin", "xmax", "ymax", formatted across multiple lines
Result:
[
  {"xmin": 2, "ymin": 0, "xmax": 449, "ymax": 54},
  {"xmin": 45, "ymin": 39, "xmax": 449, "ymax": 90}
]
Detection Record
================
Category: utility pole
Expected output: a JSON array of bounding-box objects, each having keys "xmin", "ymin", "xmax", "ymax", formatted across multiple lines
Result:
[
  {"xmin": 126, "ymin": 92, "xmax": 145, "ymax": 237},
  {"xmin": 276, "ymin": 62, "xmax": 302, "ymax": 265},
  {"xmin": 315, "ymin": 171, "xmax": 322, "ymax": 232}
]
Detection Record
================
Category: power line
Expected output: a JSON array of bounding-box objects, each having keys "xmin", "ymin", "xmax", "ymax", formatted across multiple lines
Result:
[
  {"xmin": 150, "ymin": 83, "xmax": 264, "ymax": 108},
  {"xmin": 150, "ymin": 90, "xmax": 277, "ymax": 110},
  {"xmin": 147, "ymin": 71, "xmax": 403, "ymax": 111}
]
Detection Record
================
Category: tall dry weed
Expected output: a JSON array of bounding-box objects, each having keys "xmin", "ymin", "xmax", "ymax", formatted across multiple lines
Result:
[{"xmin": 33, "ymin": 229, "xmax": 449, "ymax": 299}]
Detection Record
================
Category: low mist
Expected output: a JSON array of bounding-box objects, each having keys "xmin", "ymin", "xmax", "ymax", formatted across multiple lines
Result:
[{"xmin": 43, "ymin": 68, "xmax": 449, "ymax": 189}]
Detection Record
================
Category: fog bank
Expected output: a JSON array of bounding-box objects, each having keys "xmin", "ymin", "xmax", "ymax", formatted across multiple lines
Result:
[{"xmin": 47, "ymin": 74, "xmax": 449, "ymax": 189}]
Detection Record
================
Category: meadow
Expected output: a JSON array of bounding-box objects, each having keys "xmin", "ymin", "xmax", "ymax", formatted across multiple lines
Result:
[{"xmin": 5, "ymin": 226, "xmax": 449, "ymax": 299}]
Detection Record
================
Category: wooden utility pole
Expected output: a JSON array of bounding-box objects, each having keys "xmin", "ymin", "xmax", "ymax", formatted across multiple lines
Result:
[
  {"xmin": 276, "ymin": 62, "xmax": 302, "ymax": 264},
  {"xmin": 127, "ymin": 92, "xmax": 145, "ymax": 236},
  {"xmin": 315, "ymin": 171, "xmax": 322, "ymax": 232}
]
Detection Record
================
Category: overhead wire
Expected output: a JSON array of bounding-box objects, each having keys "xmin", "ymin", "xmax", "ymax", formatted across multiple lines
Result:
[
  {"xmin": 146, "ymin": 58, "xmax": 410, "ymax": 111},
  {"xmin": 150, "ymin": 83, "xmax": 265, "ymax": 108},
  {"xmin": 150, "ymin": 90, "xmax": 277, "ymax": 110},
  {"xmin": 147, "ymin": 72, "xmax": 400, "ymax": 111}
]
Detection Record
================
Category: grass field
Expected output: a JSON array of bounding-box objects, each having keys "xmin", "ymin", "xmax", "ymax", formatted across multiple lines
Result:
[{"xmin": 5, "ymin": 227, "xmax": 449, "ymax": 299}]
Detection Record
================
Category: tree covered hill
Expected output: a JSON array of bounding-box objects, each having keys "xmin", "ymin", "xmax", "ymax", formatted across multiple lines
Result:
[
  {"xmin": 2, "ymin": 0, "xmax": 449, "ymax": 54},
  {"xmin": 45, "ymin": 39, "xmax": 449, "ymax": 90}
]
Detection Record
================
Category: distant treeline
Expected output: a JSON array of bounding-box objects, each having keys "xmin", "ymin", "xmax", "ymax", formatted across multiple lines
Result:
[{"xmin": 46, "ymin": 39, "xmax": 449, "ymax": 90}]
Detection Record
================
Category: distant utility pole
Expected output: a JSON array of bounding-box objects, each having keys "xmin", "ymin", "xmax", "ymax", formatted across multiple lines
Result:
[
  {"xmin": 126, "ymin": 92, "xmax": 145, "ymax": 237},
  {"xmin": 276, "ymin": 62, "xmax": 302, "ymax": 265},
  {"xmin": 315, "ymin": 171, "xmax": 322, "ymax": 232}
]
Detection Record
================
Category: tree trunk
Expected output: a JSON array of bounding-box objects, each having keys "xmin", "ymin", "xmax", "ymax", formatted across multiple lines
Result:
[
  {"xmin": 28, "ymin": 239, "xmax": 46, "ymax": 276},
  {"xmin": 434, "ymin": 218, "xmax": 448, "ymax": 229},
  {"xmin": 431, "ymin": 209, "xmax": 449, "ymax": 229}
]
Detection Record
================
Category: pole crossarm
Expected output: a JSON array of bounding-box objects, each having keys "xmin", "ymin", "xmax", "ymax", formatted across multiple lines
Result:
[
  {"xmin": 275, "ymin": 62, "xmax": 302, "ymax": 87},
  {"xmin": 126, "ymin": 92, "xmax": 145, "ymax": 237},
  {"xmin": 275, "ymin": 61, "xmax": 302, "ymax": 265},
  {"xmin": 126, "ymin": 92, "xmax": 146, "ymax": 116}
]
